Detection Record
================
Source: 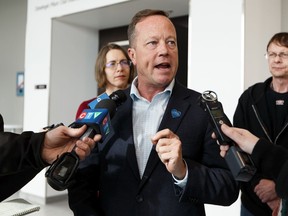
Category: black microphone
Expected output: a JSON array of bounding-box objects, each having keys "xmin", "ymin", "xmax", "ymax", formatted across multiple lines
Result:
[
  {"xmin": 45, "ymin": 90, "xmax": 127, "ymax": 191},
  {"xmin": 198, "ymin": 90, "xmax": 256, "ymax": 182},
  {"xmin": 70, "ymin": 90, "xmax": 127, "ymax": 141}
]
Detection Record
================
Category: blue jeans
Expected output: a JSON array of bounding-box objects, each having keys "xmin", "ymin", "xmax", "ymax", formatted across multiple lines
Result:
[{"xmin": 241, "ymin": 204, "xmax": 254, "ymax": 216}]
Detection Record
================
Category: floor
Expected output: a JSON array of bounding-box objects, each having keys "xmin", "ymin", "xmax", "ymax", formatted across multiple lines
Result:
[
  {"xmin": 30, "ymin": 199, "xmax": 72, "ymax": 216},
  {"xmin": 3, "ymin": 192, "xmax": 73, "ymax": 216}
]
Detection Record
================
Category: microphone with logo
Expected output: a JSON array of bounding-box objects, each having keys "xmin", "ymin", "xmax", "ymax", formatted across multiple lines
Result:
[
  {"xmin": 72, "ymin": 90, "xmax": 126, "ymax": 142},
  {"xmin": 45, "ymin": 90, "xmax": 127, "ymax": 191}
]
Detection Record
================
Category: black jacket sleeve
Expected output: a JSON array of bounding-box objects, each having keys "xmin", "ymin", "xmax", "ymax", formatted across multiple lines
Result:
[
  {"xmin": 251, "ymin": 138, "xmax": 288, "ymax": 198},
  {"xmin": 0, "ymin": 131, "xmax": 47, "ymax": 175},
  {"xmin": 0, "ymin": 114, "xmax": 47, "ymax": 201}
]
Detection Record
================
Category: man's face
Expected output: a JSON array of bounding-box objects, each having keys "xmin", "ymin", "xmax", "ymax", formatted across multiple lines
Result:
[
  {"xmin": 128, "ymin": 15, "xmax": 178, "ymax": 89},
  {"xmin": 267, "ymin": 42, "xmax": 288, "ymax": 79}
]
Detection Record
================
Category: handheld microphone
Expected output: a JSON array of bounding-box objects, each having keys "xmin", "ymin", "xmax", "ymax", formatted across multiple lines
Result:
[
  {"xmin": 87, "ymin": 92, "xmax": 110, "ymax": 110},
  {"xmin": 198, "ymin": 90, "xmax": 256, "ymax": 182},
  {"xmin": 71, "ymin": 101, "xmax": 115, "ymax": 142},
  {"xmin": 74, "ymin": 90, "xmax": 126, "ymax": 141},
  {"xmin": 45, "ymin": 90, "xmax": 127, "ymax": 191},
  {"xmin": 87, "ymin": 90, "xmax": 126, "ymax": 110}
]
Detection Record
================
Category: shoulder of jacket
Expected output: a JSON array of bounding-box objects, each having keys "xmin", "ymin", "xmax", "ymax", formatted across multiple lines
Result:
[{"xmin": 242, "ymin": 77, "xmax": 272, "ymax": 98}]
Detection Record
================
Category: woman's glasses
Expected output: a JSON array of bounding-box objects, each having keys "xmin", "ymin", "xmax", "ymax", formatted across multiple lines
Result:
[{"xmin": 105, "ymin": 59, "xmax": 131, "ymax": 70}]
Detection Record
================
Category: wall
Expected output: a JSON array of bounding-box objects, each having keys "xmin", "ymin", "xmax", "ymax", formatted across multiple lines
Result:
[
  {"xmin": 0, "ymin": 0, "xmax": 26, "ymax": 127},
  {"xmin": 188, "ymin": 1, "xmax": 243, "ymax": 214},
  {"xmin": 49, "ymin": 20, "xmax": 99, "ymax": 127},
  {"xmin": 244, "ymin": 0, "xmax": 281, "ymax": 90},
  {"xmin": 188, "ymin": 0, "xmax": 243, "ymax": 121},
  {"xmin": 282, "ymin": 0, "xmax": 288, "ymax": 31}
]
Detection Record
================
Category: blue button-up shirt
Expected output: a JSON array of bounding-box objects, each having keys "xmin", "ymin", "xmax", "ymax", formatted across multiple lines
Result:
[{"xmin": 130, "ymin": 78, "xmax": 174, "ymax": 177}]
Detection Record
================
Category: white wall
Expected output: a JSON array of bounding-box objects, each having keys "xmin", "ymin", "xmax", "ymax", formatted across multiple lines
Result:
[
  {"xmin": 188, "ymin": 1, "xmax": 243, "ymax": 214},
  {"xmin": 188, "ymin": 0, "xmax": 243, "ymax": 121},
  {"xmin": 0, "ymin": 0, "xmax": 26, "ymax": 126},
  {"xmin": 49, "ymin": 20, "xmax": 99, "ymax": 126},
  {"xmin": 244, "ymin": 0, "xmax": 281, "ymax": 89},
  {"xmin": 282, "ymin": 0, "xmax": 288, "ymax": 31}
]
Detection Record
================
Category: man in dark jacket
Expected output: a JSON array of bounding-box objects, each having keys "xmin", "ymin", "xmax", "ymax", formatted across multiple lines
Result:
[
  {"xmin": 0, "ymin": 114, "xmax": 101, "ymax": 201},
  {"xmin": 68, "ymin": 9, "xmax": 239, "ymax": 216},
  {"xmin": 234, "ymin": 32, "xmax": 288, "ymax": 216}
]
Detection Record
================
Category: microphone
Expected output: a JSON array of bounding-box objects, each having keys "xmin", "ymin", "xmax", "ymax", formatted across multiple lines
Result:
[
  {"xmin": 198, "ymin": 90, "xmax": 256, "ymax": 182},
  {"xmin": 87, "ymin": 92, "xmax": 110, "ymax": 110},
  {"xmin": 45, "ymin": 90, "xmax": 127, "ymax": 191},
  {"xmin": 71, "ymin": 101, "xmax": 115, "ymax": 142},
  {"xmin": 87, "ymin": 90, "xmax": 126, "ymax": 110},
  {"xmin": 71, "ymin": 90, "xmax": 127, "ymax": 141}
]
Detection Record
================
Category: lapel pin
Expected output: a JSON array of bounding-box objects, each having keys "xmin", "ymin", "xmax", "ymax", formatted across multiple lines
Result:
[{"xmin": 171, "ymin": 109, "xmax": 181, "ymax": 118}]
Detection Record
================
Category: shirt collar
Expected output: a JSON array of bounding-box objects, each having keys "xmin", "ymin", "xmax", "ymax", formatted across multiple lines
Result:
[{"xmin": 130, "ymin": 77, "xmax": 174, "ymax": 101}]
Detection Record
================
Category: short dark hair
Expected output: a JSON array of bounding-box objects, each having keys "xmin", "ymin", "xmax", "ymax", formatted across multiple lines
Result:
[
  {"xmin": 266, "ymin": 32, "xmax": 288, "ymax": 51},
  {"xmin": 95, "ymin": 43, "xmax": 135, "ymax": 88},
  {"xmin": 127, "ymin": 9, "xmax": 170, "ymax": 48}
]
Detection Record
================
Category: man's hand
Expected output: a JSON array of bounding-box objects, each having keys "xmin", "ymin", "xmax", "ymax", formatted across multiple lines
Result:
[
  {"xmin": 42, "ymin": 125, "xmax": 101, "ymax": 164},
  {"xmin": 151, "ymin": 129, "xmax": 186, "ymax": 180},
  {"xmin": 268, "ymin": 198, "xmax": 281, "ymax": 216},
  {"xmin": 255, "ymin": 179, "xmax": 280, "ymax": 215},
  {"xmin": 216, "ymin": 124, "xmax": 259, "ymax": 157},
  {"xmin": 254, "ymin": 179, "xmax": 278, "ymax": 203}
]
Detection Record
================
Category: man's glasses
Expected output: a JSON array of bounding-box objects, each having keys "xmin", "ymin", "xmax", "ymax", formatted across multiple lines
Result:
[
  {"xmin": 265, "ymin": 52, "xmax": 288, "ymax": 60},
  {"xmin": 105, "ymin": 59, "xmax": 131, "ymax": 70}
]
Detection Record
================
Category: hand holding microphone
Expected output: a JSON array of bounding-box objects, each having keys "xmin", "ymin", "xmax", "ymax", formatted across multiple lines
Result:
[
  {"xmin": 45, "ymin": 90, "xmax": 127, "ymax": 190},
  {"xmin": 198, "ymin": 90, "xmax": 256, "ymax": 182},
  {"xmin": 70, "ymin": 91, "xmax": 124, "ymax": 142},
  {"xmin": 218, "ymin": 124, "xmax": 259, "ymax": 156}
]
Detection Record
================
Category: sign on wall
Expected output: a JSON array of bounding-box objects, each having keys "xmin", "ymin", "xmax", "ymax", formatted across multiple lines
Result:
[{"xmin": 16, "ymin": 71, "xmax": 24, "ymax": 96}]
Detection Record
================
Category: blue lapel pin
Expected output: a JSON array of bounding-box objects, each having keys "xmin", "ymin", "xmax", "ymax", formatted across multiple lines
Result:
[{"xmin": 171, "ymin": 109, "xmax": 181, "ymax": 118}]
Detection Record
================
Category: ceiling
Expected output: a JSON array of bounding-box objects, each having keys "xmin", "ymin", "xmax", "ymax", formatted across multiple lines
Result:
[{"xmin": 55, "ymin": 0, "xmax": 189, "ymax": 30}]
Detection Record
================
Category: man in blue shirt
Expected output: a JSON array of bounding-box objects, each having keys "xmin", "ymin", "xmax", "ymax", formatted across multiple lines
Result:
[{"xmin": 68, "ymin": 9, "xmax": 239, "ymax": 216}]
